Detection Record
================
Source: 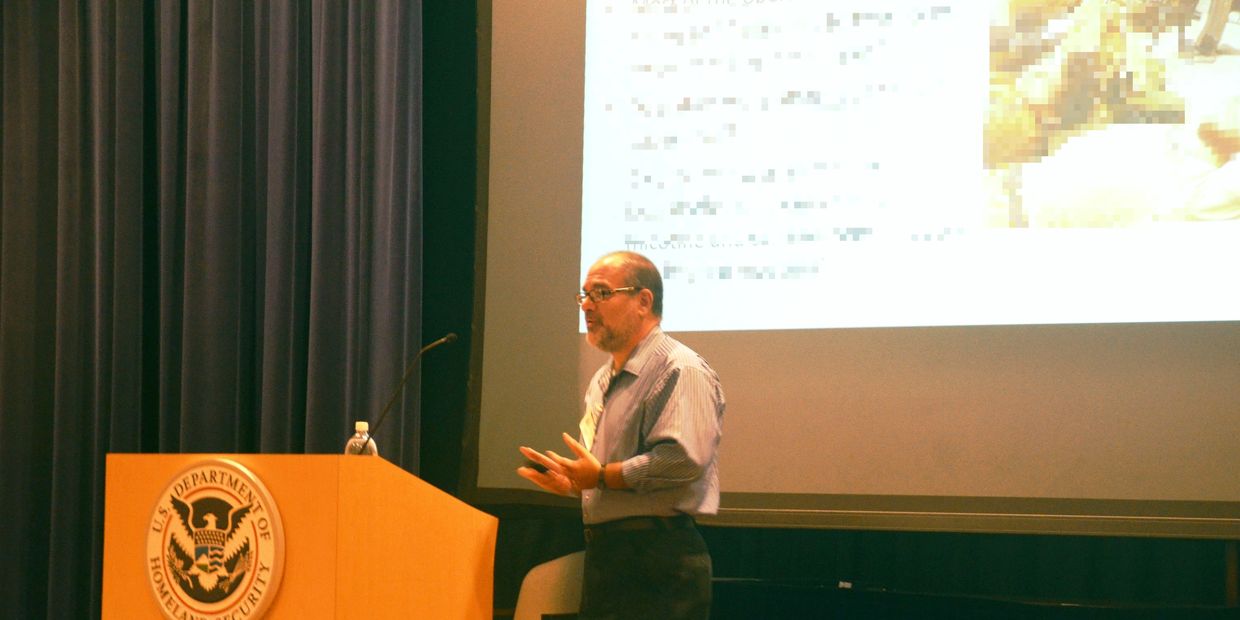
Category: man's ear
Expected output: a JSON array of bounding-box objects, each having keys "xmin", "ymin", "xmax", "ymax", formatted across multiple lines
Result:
[{"xmin": 638, "ymin": 288, "xmax": 655, "ymax": 313}]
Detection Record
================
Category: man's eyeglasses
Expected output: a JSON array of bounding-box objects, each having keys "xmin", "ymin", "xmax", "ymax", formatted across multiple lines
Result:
[{"xmin": 575, "ymin": 286, "xmax": 642, "ymax": 306}]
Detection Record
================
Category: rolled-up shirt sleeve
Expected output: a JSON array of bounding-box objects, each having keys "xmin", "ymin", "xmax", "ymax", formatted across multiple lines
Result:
[{"xmin": 621, "ymin": 364, "xmax": 724, "ymax": 493}]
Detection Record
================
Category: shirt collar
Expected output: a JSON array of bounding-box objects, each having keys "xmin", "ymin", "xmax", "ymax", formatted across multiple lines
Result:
[{"xmin": 618, "ymin": 325, "xmax": 664, "ymax": 378}]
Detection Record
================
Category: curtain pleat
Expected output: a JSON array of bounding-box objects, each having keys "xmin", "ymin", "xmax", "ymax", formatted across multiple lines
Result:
[
  {"xmin": 378, "ymin": 0, "xmax": 423, "ymax": 466},
  {"xmin": 306, "ymin": 0, "xmax": 348, "ymax": 451},
  {"xmin": 1, "ymin": 1, "xmax": 60, "ymax": 616},
  {"xmin": 155, "ymin": 0, "xmax": 186, "ymax": 454},
  {"xmin": 0, "ymin": 1, "xmax": 423, "ymax": 616},
  {"xmin": 180, "ymin": 0, "xmax": 243, "ymax": 450},
  {"xmin": 259, "ymin": 0, "xmax": 313, "ymax": 452}
]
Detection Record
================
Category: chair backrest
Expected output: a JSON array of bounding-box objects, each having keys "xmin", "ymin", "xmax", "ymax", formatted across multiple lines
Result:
[{"xmin": 513, "ymin": 551, "xmax": 586, "ymax": 620}]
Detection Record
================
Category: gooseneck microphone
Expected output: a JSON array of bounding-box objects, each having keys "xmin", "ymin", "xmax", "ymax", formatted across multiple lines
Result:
[{"xmin": 355, "ymin": 332, "xmax": 459, "ymax": 455}]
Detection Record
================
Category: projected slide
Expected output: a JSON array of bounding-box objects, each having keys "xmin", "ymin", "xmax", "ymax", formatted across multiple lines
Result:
[{"xmin": 580, "ymin": 0, "xmax": 1240, "ymax": 331}]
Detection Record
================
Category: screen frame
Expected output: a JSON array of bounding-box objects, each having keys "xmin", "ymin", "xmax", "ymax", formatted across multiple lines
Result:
[{"xmin": 461, "ymin": 0, "xmax": 1240, "ymax": 540}]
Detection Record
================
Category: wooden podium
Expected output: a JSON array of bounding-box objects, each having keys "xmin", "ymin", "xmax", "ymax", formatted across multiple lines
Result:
[{"xmin": 101, "ymin": 454, "xmax": 497, "ymax": 619}]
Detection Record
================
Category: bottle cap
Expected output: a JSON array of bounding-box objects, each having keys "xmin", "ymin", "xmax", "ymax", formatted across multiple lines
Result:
[{"xmin": 355, "ymin": 421, "xmax": 369, "ymax": 433}]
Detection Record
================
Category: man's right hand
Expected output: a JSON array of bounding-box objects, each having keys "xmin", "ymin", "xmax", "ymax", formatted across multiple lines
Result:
[{"xmin": 517, "ymin": 445, "xmax": 577, "ymax": 496}]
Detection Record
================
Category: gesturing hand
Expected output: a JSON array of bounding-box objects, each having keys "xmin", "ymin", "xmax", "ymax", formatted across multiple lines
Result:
[
  {"xmin": 547, "ymin": 432, "xmax": 602, "ymax": 491},
  {"xmin": 516, "ymin": 433, "xmax": 602, "ymax": 496},
  {"xmin": 517, "ymin": 444, "xmax": 576, "ymax": 496}
]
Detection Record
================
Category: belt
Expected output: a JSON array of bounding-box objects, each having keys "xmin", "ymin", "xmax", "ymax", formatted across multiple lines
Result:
[{"xmin": 584, "ymin": 514, "xmax": 695, "ymax": 543}]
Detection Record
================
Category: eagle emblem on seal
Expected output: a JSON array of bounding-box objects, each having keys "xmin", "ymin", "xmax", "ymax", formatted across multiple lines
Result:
[{"xmin": 164, "ymin": 496, "xmax": 254, "ymax": 602}]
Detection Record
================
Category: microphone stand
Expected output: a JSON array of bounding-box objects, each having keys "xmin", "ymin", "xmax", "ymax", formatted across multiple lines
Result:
[{"xmin": 352, "ymin": 332, "xmax": 458, "ymax": 455}]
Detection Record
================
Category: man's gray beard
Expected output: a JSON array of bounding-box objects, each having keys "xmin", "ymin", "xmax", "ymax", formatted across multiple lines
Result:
[
  {"xmin": 589, "ymin": 322, "xmax": 633, "ymax": 354},
  {"xmin": 589, "ymin": 328, "xmax": 620, "ymax": 353}
]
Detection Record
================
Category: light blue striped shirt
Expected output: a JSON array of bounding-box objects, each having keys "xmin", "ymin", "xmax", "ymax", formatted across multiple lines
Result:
[{"xmin": 580, "ymin": 326, "xmax": 725, "ymax": 524}]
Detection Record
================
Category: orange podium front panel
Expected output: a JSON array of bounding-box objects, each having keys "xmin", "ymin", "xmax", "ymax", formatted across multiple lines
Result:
[{"xmin": 101, "ymin": 454, "xmax": 497, "ymax": 619}]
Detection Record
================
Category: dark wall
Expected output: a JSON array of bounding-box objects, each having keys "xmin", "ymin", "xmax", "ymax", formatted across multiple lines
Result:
[
  {"xmin": 420, "ymin": 0, "xmax": 476, "ymax": 495},
  {"xmin": 421, "ymin": 2, "xmax": 1239, "ymax": 617}
]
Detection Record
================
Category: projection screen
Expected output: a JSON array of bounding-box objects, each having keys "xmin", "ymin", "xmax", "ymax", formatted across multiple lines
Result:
[{"xmin": 469, "ymin": 0, "xmax": 1240, "ymax": 537}]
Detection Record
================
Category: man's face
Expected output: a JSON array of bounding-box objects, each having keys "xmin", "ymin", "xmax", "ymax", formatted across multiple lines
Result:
[{"xmin": 580, "ymin": 259, "xmax": 645, "ymax": 354}]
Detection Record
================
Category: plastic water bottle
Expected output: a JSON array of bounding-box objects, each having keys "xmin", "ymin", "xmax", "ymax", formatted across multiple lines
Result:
[{"xmin": 344, "ymin": 421, "xmax": 378, "ymax": 455}]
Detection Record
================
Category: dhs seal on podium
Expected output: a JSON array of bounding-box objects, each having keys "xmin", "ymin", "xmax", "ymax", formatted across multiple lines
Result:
[{"xmin": 145, "ymin": 458, "xmax": 285, "ymax": 619}]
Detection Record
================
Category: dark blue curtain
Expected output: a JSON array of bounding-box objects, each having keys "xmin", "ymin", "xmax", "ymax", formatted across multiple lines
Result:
[{"xmin": 0, "ymin": 1, "xmax": 423, "ymax": 617}]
